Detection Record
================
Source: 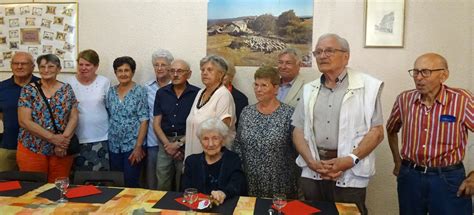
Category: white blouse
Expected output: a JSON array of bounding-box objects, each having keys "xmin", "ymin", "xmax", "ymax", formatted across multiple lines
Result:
[
  {"xmin": 67, "ymin": 75, "xmax": 110, "ymax": 143},
  {"xmin": 185, "ymin": 85, "xmax": 235, "ymax": 159}
]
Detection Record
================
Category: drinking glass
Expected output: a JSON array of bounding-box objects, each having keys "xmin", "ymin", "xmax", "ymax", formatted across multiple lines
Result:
[
  {"xmin": 183, "ymin": 188, "xmax": 198, "ymax": 212},
  {"xmin": 54, "ymin": 177, "xmax": 69, "ymax": 203},
  {"xmin": 272, "ymin": 193, "xmax": 287, "ymax": 214}
]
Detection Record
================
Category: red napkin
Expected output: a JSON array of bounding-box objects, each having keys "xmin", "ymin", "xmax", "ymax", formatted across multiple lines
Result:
[
  {"xmin": 175, "ymin": 193, "xmax": 208, "ymax": 209},
  {"xmin": 65, "ymin": 185, "xmax": 102, "ymax": 198},
  {"xmin": 0, "ymin": 181, "xmax": 22, "ymax": 192},
  {"xmin": 272, "ymin": 200, "xmax": 321, "ymax": 215}
]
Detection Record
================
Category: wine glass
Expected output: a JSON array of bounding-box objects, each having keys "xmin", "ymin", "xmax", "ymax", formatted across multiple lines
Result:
[
  {"xmin": 272, "ymin": 193, "xmax": 287, "ymax": 214},
  {"xmin": 54, "ymin": 177, "xmax": 69, "ymax": 203},
  {"xmin": 184, "ymin": 188, "xmax": 198, "ymax": 212}
]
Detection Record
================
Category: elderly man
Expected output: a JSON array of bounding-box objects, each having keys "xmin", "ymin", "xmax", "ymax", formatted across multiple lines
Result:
[
  {"xmin": 292, "ymin": 33, "xmax": 384, "ymax": 214},
  {"xmin": 387, "ymin": 53, "xmax": 473, "ymax": 214},
  {"xmin": 153, "ymin": 59, "xmax": 199, "ymax": 191},
  {"xmin": 0, "ymin": 52, "xmax": 39, "ymax": 171},
  {"xmin": 144, "ymin": 49, "xmax": 174, "ymax": 189},
  {"xmin": 277, "ymin": 48, "xmax": 306, "ymax": 107}
]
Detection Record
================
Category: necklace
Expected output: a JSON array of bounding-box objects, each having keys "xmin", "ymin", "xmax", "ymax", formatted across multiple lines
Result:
[{"xmin": 197, "ymin": 85, "xmax": 220, "ymax": 109}]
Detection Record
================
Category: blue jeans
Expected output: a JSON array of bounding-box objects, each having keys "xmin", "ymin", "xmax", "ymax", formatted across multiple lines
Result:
[
  {"xmin": 397, "ymin": 164, "xmax": 472, "ymax": 215},
  {"xmin": 109, "ymin": 150, "xmax": 142, "ymax": 188}
]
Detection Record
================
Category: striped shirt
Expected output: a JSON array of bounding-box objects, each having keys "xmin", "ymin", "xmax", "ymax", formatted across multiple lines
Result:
[{"xmin": 386, "ymin": 85, "xmax": 473, "ymax": 167}]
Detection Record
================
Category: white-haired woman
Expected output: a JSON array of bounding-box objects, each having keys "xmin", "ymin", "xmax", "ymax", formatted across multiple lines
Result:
[
  {"xmin": 144, "ymin": 49, "xmax": 174, "ymax": 189},
  {"xmin": 182, "ymin": 118, "xmax": 246, "ymax": 204},
  {"xmin": 185, "ymin": 55, "xmax": 235, "ymax": 159}
]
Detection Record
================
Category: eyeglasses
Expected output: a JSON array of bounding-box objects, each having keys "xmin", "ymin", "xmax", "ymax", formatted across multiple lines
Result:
[
  {"xmin": 408, "ymin": 68, "xmax": 445, "ymax": 78},
  {"xmin": 170, "ymin": 69, "xmax": 189, "ymax": 75},
  {"xmin": 12, "ymin": 62, "xmax": 31, "ymax": 67},
  {"xmin": 153, "ymin": 63, "xmax": 169, "ymax": 69},
  {"xmin": 312, "ymin": 48, "xmax": 346, "ymax": 57}
]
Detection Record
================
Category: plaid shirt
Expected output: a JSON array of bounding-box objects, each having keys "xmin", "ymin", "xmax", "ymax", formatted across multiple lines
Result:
[{"xmin": 387, "ymin": 85, "xmax": 473, "ymax": 167}]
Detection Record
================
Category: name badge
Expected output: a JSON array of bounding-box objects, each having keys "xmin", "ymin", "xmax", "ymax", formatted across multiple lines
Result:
[{"xmin": 440, "ymin": 115, "xmax": 456, "ymax": 123}]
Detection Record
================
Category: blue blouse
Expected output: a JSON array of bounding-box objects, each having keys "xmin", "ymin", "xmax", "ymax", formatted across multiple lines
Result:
[{"xmin": 106, "ymin": 84, "xmax": 149, "ymax": 153}]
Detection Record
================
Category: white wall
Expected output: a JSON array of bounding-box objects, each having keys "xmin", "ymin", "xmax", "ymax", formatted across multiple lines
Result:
[{"xmin": 0, "ymin": 0, "xmax": 473, "ymax": 214}]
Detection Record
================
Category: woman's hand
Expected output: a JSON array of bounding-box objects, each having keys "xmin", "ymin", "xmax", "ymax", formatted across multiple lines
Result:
[
  {"xmin": 210, "ymin": 190, "xmax": 226, "ymax": 205},
  {"xmin": 128, "ymin": 146, "xmax": 145, "ymax": 165},
  {"xmin": 49, "ymin": 134, "xmax": 69, "ymax": 149},
  {"xmin": 54, "ymin": 146, "xmax": 67, "ymax": 157}
]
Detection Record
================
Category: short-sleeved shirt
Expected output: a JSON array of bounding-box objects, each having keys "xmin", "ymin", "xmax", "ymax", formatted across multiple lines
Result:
[
  {"xmin": 185, "ymin": 85, "xmax": 235, "ymax": 158},
  {"xmin": 106, "ymin": 84, "xmax": 149, "ymax": 154},
  {"xmin": 386, "ymin": 85, "xmax": 473, "ymax": 167},
  {"xmin": 144, "ymin": 79, "xmax": 170, "ymax": 147},
  {"xmin": 153, "ymin": 82, "xmax": 199, "ymax": 135},
  {"xmin": 67, "ymin": 75, "xmax": 110, "ymax": 143},
  {"xmin": 292, "ymin": 73, "xmax": 383, "ymax": 149},
  {"xmin": 17, "ymin": 82, "xmax": 78, "ymax": 155},
  {"xmin": 0, "ymin": 75, "xmax": 39, "ymax": 149}
]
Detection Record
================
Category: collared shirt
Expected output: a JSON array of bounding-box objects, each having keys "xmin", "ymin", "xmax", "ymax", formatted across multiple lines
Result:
[
  {"xmin": 293, "ymin": 70, "xmax": 383, "ymax": 149},
  {"xmin": 154, "ymin": 82, "xmax": 199, "ymax": 135},
  {"xmin": 106, "ymin": 84, "xmax": 149, "ymax": 153},
  {"xmin": 0, "ymin": 75, "xmax": 39, "ymax": 149},
  {"xmin": 144, "ymin": 79, "xmax": 170, "ymax": 147},
  {"xmin": 276, "ymin": 78, "xmax": 295, "ymax": 102},
  {"xmin": 386, "ymin": 85, "xmax": 473, "ymax": 167},
  {"xmin": 312, "ymin": 71, "xmax": 349, "ymax": 149}
]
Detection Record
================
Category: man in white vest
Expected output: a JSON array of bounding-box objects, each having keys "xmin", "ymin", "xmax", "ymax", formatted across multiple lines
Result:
[{"xmin": 292, "ymin": 33, "xmax": 384, "ymax": 214}]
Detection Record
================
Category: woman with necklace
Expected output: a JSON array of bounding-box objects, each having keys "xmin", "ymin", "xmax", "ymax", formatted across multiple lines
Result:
[
  {"xmin": 184, "ymin": 55, "xmax": 235, "ymax": 159},
  {"xmin": 106, "ymin": 56, "xmax": 148, "ymax": 187},
  {"xmin": 67, "ymin": 49, "xmax": 111, "ymax": 172},
  {"xmin": 17, "ymin": 54, "xmax": 78, "ymax": 182},
  {"xmin": 233, "ymin": 66, "xmax": 299, "ymax": 199}
]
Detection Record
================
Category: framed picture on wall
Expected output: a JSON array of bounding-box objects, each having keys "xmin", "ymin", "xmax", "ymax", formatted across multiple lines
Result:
[
  {"xmin": 0, "ymin": 2, "xmax": 78, "ymax": 72},
  {"xmin": 365, "ymin": 0, "xmax": 405, "ymax": 48}
]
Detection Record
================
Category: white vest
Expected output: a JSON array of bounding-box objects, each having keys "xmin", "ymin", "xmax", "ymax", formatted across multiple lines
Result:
[{"xmin": 296, "ymin": 68, "xmax": 383, "ymax": 188}]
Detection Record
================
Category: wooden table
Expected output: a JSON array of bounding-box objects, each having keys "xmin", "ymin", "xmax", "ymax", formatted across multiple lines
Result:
[{"xmin": 0, "ymin": 182, "xmax": 360, "ymax": 214}]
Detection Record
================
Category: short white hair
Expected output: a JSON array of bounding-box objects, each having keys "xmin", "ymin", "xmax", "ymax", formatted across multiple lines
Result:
[
  {"xmin": 196, "ymin": 118, "xmax": 232, "ymax": 148},
  {"xmin": 151, "ymin": 49, "xmax": 174, "ymax": 64}
]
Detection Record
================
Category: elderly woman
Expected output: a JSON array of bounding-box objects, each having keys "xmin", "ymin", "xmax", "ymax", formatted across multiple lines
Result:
[
  {"xmin": 182, "ymin": 118, "xmax": 246, "ymax": 204},
  {"xmin": 234, "ymin": 66, "xmax": 299, "ymax": 199},
  {"xmin": 144, "ymin": 49, "xmax": 174, "ymax": 190},
  {"xmin": 185, "ymin": 55, "xmax": 235, "ymax": 159},
  {"xmin": 17, "ymin": 54, "xmax": 78, "ymax": 182},
  {"xmin": 106, "ymin": 56, "xmax": 148, "ymax": 188},
  {"xmin": 67, "ymin": 49, "xmax": 110, "ymax": 171}
]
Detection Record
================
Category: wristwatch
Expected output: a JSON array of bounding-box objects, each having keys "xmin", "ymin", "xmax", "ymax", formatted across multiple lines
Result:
[
  {"xmin": 176, "ymin": 140, "xmax": 184, "ymax": 148},
  {"xmin": 348, "ymin": 153, "xmax": 360, "ymax": 165}
]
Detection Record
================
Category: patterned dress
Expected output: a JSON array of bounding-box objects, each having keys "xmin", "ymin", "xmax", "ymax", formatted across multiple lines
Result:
[{"xmin": 233, "ymin": 103, "xmax": 299, "ymax": 198}]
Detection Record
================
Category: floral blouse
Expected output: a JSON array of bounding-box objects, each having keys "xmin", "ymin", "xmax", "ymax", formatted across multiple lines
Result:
[
  {"xmin": 17, "ymin": 82, "xmax": 78, "ymax": 155},
  {"xmin": 106, "ymin": 84, "xmax": 148, "ymax": 154}
]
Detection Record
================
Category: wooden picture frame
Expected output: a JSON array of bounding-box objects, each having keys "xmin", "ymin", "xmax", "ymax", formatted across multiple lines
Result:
[{"xmin": 0, "ymin": 2, "xmax": 78, "ymax": 72}]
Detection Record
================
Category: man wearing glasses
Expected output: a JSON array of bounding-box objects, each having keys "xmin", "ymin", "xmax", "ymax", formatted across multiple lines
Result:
[
  {"xmin": 153, "ymin": 59, "xmax": 199, "ymax": 191},
  {"xmin": 0, "ymin": 52, "xmax": 39, "ymax": 171},
  {"xmin": 387, "ymin": 53, "xmax": 473, "ymax": 214},
  {"xmin": 292, "ymin": 33, "xmax": 384, "ymax": 214}
]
